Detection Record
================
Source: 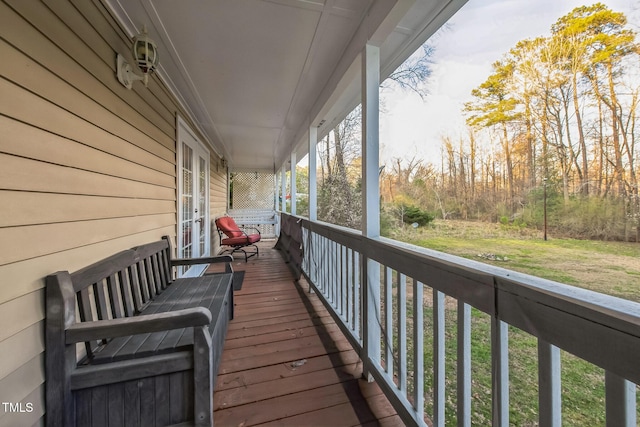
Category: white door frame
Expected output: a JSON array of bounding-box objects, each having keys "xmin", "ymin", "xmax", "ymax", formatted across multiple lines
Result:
[{"xmin": 177, "ymin": 116, "xmax": 210, "ymax": 277}]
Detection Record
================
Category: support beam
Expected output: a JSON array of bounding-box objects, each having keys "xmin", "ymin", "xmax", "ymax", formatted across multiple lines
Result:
[
  {"xmin": 362, "ymin": 44, "xmax": 380, "ymax": 238},
  {"xmin": 281, "ymin": 168, "xmax": 286, "ymax": 212},
  {"xmin": 226, "ymin": 168, "xmax": 231, "ymax": 211},
  {"xmin": 274, "ymin": 170, "xmax": 281, "ymax": 235},
  {"xmin": 309, "ymin": 127, "xmax": 318, "ymax": 221},
  {"xmin": 290, "ymin": 152, "xmax": 297, "ymax": 215},
  {"xmin": 273, "ymin": 169, "xmax": 283, "ymax": 236},
  {"xmin": 361, "ymin": 43, "xmax": 381, "ymax": 381},
  {"xmin": 274, "ymin": 171, "xmax": 279, "ymax": 211}
]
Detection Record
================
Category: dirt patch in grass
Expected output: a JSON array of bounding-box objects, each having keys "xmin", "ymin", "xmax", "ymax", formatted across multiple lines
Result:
[{"xmin": 552, "ymin": 252, "xmax": 640, "ymax": 299}]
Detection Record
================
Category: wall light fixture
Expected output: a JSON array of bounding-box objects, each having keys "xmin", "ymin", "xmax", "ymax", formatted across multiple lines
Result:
[{"xmin": 116, "ymin": 26, "xmax": 159, "ymax": 89}]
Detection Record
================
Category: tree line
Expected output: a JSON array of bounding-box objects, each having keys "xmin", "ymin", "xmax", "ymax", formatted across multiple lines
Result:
[{"xmin": 307, "ymin": 3, "xmax": 639, "ymax": 241}]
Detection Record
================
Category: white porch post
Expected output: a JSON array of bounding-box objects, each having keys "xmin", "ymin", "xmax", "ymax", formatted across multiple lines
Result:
[
  {"xmin": 226, "ymin": 168, "xmax": 231, "ymax": 211},
  {"xmin": 361, "ymin": 43, "xmax": 381, "ymax": 380},
  {"xmin": 290, "ymin": 152, "xmax": 297, "ymax": 215},
  {"xmin": 273, "ymin": 169, "xmax": 280, "ymax": 237},
  {"xmin": 281, "ymin": 167, "xmax": 287, "ymax": 212},
  {"xmin": 274, "ymin": 171, "xmax": 279, "ymax": 210},
  {"xmin": 308, "ymin": 126, "xmax": 318, "ymax": 221},
  {"xmin": 274, "ymin": 170, "xmax": 281, "ymax": 236}
]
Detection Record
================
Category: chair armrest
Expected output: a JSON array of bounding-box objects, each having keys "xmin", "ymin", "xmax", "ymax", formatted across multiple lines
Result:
[
  {"xmin": 65, "ymin": 307, "xmax": 212, "ymax": 344},
  {"xmin": 239, "ymin": 225, "xmax": 261, "ymax": 236}
]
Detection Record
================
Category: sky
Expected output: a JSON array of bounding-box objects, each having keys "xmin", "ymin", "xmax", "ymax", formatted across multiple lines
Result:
[{"xmin": 379, "ymin": 0, "xmax": 638, "ymax": 165}]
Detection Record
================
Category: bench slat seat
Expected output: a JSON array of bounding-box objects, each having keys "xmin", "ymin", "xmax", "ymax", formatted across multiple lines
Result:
[{"xmin": 90, "ymin": 274, "xmax": 231, "ymax": 364}]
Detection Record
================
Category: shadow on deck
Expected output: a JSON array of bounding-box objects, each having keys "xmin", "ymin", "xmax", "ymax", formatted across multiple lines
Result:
[{"xmin": 206, "ymin": 241, "xmax": 402, "ymax": 426}]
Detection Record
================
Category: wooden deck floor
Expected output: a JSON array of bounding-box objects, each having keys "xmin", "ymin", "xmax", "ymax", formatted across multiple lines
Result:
[{"xmin": 206, "ymin": 242, "xmax": 402, "ymax": 427}]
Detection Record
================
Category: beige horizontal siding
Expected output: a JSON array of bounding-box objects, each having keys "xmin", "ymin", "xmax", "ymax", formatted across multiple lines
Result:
[
  {"xmin": 0, "ymin": 62, "xmax": 175, "ymax": 172},
  {"xmin": 0, "ymin": 354, "xmax": 43, "ymax": 411},
  {"xmin": 66, "ymin": 0, "xmax": 179, "ymax": 129},
  {"xmin": 0, "ymin": 213, "xmax": 176, "ymax": 266},
  {"xmin": 210, "ymin": 160, "xmax": 228, "ymax": 254},
  {"xmin": 0, "ymin": 227, "xmax": 175, "ymax": 306},
  {"xmin": 0, "ymin": 191, "xmax": 175, "ymax": 228},
  {"xmin": 211, "ymin": 162, "xmax": 227, "ymax": 214},
  {"xmin": 0, "ymin": 115, "xmax": 174, "ymax": 188},
  {"xmin": 0, "ymin": 322, "xmax": 43, "ymax": 383},
  {"xmin": 0, "ymin": 0, "xmax": 225, "ymax": 424},
  {"xmin": 0, "ymin": 291, "xmax": 43, "ymax": 343},
  {"xmin": 1, "ymin": 0, "xmax": 175, "ymax": 152},
  {"xmin": 1, "ymin": 153, "xmax": 175, "ymax": 199}
]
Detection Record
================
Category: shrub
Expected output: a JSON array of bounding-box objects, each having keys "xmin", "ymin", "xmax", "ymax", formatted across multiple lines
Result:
[{"xmin": 401, "ymin": 204, "xmax": 435, "ymax": 227}]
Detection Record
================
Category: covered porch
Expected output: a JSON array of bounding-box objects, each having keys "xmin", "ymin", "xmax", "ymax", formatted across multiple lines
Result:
[{"xmin": 1, "ymin": 0, "xmax": 639, "ymax": 426}]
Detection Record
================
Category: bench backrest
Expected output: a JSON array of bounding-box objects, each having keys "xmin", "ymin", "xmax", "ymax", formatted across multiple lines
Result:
[{"xmin": 47, "ymin": 237, "xmax": 175, "ymax": 361}]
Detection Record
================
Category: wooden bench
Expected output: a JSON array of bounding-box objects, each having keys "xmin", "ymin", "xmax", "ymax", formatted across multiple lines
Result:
[{"xmin": 45, "ymin": 236, "xmax": 234, "ymax": 427}]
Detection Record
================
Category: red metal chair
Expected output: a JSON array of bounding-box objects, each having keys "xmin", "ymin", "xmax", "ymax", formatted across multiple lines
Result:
[{"xmin": 215, "ymin": 216, "xmax": 261, "ymax": 261}]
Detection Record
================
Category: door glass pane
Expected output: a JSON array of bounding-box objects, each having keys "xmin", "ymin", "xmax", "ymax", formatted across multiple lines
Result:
[
  {"xmin": 181, "ymin": 142, "xmax": 193, "ymax": 260},
  {"xmin": 177, "ymin": 122, "xmax": 210, "ymax": 277},
  {"xmin": 199, "ymin": 156, "xmax": 207, "ymax": 255}
]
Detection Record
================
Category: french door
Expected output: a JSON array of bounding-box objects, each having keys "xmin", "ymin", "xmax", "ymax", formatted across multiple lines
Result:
[{"xmin": 177, "ymin": 118, "xmax": 210, "ymax": 277}]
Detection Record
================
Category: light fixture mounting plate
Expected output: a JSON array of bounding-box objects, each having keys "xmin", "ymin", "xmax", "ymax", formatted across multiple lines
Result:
[
  {"xmin": 117, "ymin": 54, "xmax": 135, "ymax": 89},
  {"xmin": 116, "ymin": 54, "xmax": 147, "ymax": 89}
]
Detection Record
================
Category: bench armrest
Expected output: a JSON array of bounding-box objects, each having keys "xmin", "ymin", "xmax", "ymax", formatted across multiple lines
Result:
[
  {"xmin": 171, "ymin": 255, "xmax": 233, "ymax": 266},
  {"xmin": 65, "ymin": 307, "xmax": 212, "ymax": 344},
  {"xmin": 171, "ymin": 254, "xmax": 233, "ymax": 273}
]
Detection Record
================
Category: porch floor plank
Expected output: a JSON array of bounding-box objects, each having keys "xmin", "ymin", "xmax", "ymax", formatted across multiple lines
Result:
[{"xmin": 207, "ymin": 241, "xmax": 399, "ymax": 426}]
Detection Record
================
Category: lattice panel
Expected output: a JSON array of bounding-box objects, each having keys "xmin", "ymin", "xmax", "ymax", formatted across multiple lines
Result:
[{"xmin": 231, "ymin": 172, "xmax": 275, "ymax": 210}]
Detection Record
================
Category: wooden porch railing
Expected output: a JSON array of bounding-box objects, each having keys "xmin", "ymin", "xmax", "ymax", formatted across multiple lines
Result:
[{"xmin": 279, "ymin": 213, "xmax": 640, "ymax": 427}]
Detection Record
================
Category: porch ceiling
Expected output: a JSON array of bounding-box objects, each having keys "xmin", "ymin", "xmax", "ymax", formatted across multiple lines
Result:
[{"xmin": 105, "ymin": 0, "xmax": 465, "ymax": 171}]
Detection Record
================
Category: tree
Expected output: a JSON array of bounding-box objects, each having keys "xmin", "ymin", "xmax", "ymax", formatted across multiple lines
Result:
[
  {"xmin": 383, "ymin": 44, "xmax": 434, "ymax": 99},
  {"xmin": 295, "ymin": 165, "xmax": 309, "ymax": 217},
  {"xmin": 553, "ymin": 3, "xmax": 639, "ymax": 239},
  {"xmin": 317, "ymin": 42, "xmax": 436, "ymax": 228},
  {"xmin": 418, "ymin": 4, "xmax": 640, "ymax": 239},
  {"xmin": 464, "ymin": 59, "xmax": 521, "ymax": 213},
  {"xmin": 552, "ymin": 3, "xmax": 637, "ymax": 198},
  {"xmin": 318, "ymin": 108, "xmax": 362, "ymax": 228}
]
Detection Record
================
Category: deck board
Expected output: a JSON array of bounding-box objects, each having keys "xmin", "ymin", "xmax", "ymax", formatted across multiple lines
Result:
[{"xmin": 207, "ymin": 241, "xmax": 400, "ymax": 426}]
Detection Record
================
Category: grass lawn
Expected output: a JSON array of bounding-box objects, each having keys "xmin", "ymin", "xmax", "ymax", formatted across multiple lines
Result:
[
  {"xmin": 391, "ymin": 219, "xmax": 640, "ymax": 301},
  {"xmin": 383, "ymin": 220, "xmax": 640, "ymax": 425}
]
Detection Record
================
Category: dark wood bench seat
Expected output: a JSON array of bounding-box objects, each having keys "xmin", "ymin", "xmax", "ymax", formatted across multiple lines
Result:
[
  {"xmin": 46, "ymin": 236, "xmax": 234, "ymax": 427},
  {"xmin": 89, "ymin": 274, "xmax": 232, "ymax": 364}
]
